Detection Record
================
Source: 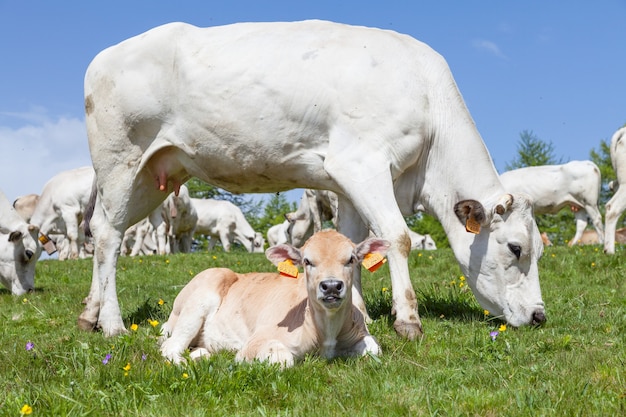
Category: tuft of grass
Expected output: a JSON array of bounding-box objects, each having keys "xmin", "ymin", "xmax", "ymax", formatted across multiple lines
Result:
[{"xmin": 0, "ymin": 245, "xmax": 625, "ymax": 416}]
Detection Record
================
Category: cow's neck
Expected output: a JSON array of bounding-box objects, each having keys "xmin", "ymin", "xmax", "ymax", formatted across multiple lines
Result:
[{"xmin": 303, "ymin": 298, "xmax": 353, "ymax": 359}]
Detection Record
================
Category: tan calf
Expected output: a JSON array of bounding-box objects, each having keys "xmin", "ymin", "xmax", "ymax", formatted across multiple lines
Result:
[{"xmin": 160, "ymin": 230, "xmax": 389, "ymax": 367}]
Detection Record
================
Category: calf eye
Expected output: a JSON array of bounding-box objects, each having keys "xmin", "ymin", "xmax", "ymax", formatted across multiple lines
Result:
[
  {"xmin": 303, "ymin": 258, "xmax": 312, "ymax": 267},
  {"xmin": 346, "ymin": 255, "xmax": 356, "ymax": 266},
  {"xmin": 508, "ymin": 243, "xmax": 522, "ymax": 259}
]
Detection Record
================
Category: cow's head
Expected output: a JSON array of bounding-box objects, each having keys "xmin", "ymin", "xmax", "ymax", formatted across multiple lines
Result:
[
  {"xmin": 453, "ymin": 193, "xmax": 546, "ymax": 327},
  {"xmin": 0, "ymin": 223, "xmax": 41, "ymax": 295},
  {"xmin": 266, "ymin": 230, "xmax": 390, "ymax": 312}
]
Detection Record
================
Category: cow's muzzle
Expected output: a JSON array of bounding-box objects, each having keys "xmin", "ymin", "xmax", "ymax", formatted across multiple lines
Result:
[
  {"xmin": 531, "ymin": 310, "xmax": 547, "ymax": 326},
  {"xmin": 319, "ymin": 279, "xmax": 345, "ymax": 305}
]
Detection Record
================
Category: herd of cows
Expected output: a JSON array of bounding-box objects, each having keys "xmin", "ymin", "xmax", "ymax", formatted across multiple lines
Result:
[{"xmin": 2, "ymin": 20, "xmax": 626, "ymax": 365}]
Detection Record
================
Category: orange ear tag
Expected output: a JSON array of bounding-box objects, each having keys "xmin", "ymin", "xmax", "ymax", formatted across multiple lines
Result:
[
  {"xmin": 465, "ymin": 218, "xmax": 481, "ymax": 234},
  {"xmin": 38, "ymin": 234, "xmax": 57, "ymax": 255},
  {"xmin": 362, "ymin": 252, "xmax": 387, "ymax": 272},
  {"xmin": 277, "ymin": 259, "xmax": 299, "ymax": 278}
]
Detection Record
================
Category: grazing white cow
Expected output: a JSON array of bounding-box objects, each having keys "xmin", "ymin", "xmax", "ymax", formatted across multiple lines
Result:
[
  {"xmin": 267, "ymin": 220, "xmax": 291, "ymax": 247},
  {"xmin": 162, "ymin": 185, "xmax": 197, "ymax": 253},
  {"xmin": 191, "ymin": 198, "xmax": 262, "ymax": 253},
  {"xmin": 160, "ymin": 230, "xmax": 387, "ymax": 366},
  {"xmin": 0, "ymin": 190, "xmax": 41, "ymax": 295},
  {"xmin": 604, "ymin": 127, "xmax": 626, "ymax": 254},
  {"xmin": 30, "ymin": 166, "xmax": 95, "ymax": 259},
  {"xmin": 499, "ymin": 161, "xmax": 604, "ymax": 246},
  {"xmin": 82, "ymin": 20, "xmax": 546, "ymax": 338},
  {"xmin": 121, "ymin": 218, "xmax": 158, "ymax": 256},
  {"xmin": 409, "ymin": 230, "xmax": 437, "ymax": 251},
  {"xmin": 13, "ymin": 194, "xmax": 40, "ymax": 222}
]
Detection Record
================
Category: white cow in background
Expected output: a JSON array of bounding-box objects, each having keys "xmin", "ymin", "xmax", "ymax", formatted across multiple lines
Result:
[
  {"xmin": 162, "ymin": 185, "xmax": 197, "ymax": 253},
  {"xmin": 82, "ymin": 20, "xmax": 546, "ymax": 338},
  {"xmin": 267, "ymin": 220, "xmax": 291, "ymax": 247},
  {"xmin": 0, "ymin": 189, "xmax": 41, "ymax": 295},
  {"xmin": 120, "ymin": 218, "xmax": 157, "ymax": 256},
  {"xmin": 30, "ymin": 166, "xmax": 95, "ymax": 259},
  {"xmin": 13, "ymin": 194, "xmax": 40, "ymax": 222},
  {"xmin": 409, "ymin": 230, "xmax": 437, "ymax": 251},
  {"xmin": 604, "ymin": 127, "xmax": 626, "ymax": 254},
  {"xmin": 499, "ymin": 160, "xmax": 604, "ymax": 246},
  {"xmin": 192, "ymin": 198, "xmax": 263, "ymax": 253}
]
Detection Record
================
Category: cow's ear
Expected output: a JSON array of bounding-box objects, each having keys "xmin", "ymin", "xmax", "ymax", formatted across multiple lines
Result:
[
  {"xmin": 454, "ymin": 199, "xmax": 486, "ymax": 234},
  {"xmin": 8, "ymin": 231, "xmax": 23, "ymax": 242},
  {"xmin": 354, "ymin": 238, "xmax": 390, "ymax": 262},
  {"xmin": 265, "ymin": 244, "xmax": 302, "ymax": 266}
]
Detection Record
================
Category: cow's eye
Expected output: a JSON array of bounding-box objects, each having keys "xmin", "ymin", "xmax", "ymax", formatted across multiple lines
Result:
[
  {"xmin": 303, "ymin": 258, "xmax": 312, "ymax": 267},
  {"xmin": 508, "ymin": 243, "xmax": 522, "ymax": 259},
  {"xmin": 346, "ymin": 255, "xmax": 356, "ymax": 266}
]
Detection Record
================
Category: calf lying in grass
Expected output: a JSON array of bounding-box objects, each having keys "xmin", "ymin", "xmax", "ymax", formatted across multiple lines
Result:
[{"xmin": 160, "ymin": 230, "xmax": 389, "ymax": 367}]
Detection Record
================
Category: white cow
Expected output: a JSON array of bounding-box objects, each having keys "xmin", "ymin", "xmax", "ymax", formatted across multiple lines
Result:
[
  {"xmin": 162, "ymin": 185, "xmax": 197, "ymax": 253},
  {"xmin": 408, "ymin": 230, "xmax": 437, "ymax": 251},
  {"xmin": 82, "ymin": 20, "xmax": 546, "ymax": 338},
  {"xmin": 191, "ymin": 198, "xmax": 262, "ymax": 253},
  {"xmin": 267, "ymin": 220, "xmax": 291, "ymax": 247},
  {"xmin": 0, "ymin": 190, "xmax": 41, "ymax": 295},
  {"xmin": 160, "ymin": 230, "xmax": 387, "ymax": 366},
  {"xmin": 604, "ymin": 127, "xmax": 626, "ymax": 254},
  {"xmin": 30, "ymin": 166, "xmax": 95, "ymax": 259},
  {"xmin": 120, "ymin": 218, "xmax": 157, "ymax": 256},
  {"xmin": 499, "ymin": 160, "xmax": 604, "ymax": 246}
]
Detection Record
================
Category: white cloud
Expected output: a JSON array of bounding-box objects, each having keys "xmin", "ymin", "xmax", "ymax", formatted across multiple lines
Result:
[
  {"xmin": 472, "ymin": 39, "xmax": 507, "ymax": 59},
  {"xmin": 0, "ymin": 114, "xmax": 92, "ymax": 201}
]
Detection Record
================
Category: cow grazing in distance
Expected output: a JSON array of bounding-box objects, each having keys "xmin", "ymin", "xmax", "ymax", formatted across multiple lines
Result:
[
  {"xmin": 604, "ymin": 127, "xmax": 626, "ymax": 254},
  {"xmin": 0, "ymin": 189, "xmax": 41, "ymax": 295},
  {"xmin": 30, "ymin": 166, "xmax": 95, "ymax": 259},
  {"xmin": 82, "ymin": 20, "xmax": 546, "ymax": 338},
  {"xmin": 13, "ymin": 194, "xmax": 40, "ymax": 223},
  {"xmin": 162, "ymin": 185, "xmax": 197, "ymax": 253},
  {"xmin": 120, "ymin": 218, "xmax": 158, "ymax": 256},
  {"xmin": 499, "ymin": 161, "xmax": 604, "ymax": 246},
  {"xmin": 160, "ymin": 230, "xmax": 388, "ymax": 366},
  {"xmin": 409, "ymin": 230, "xmax": 437, "ymax": 251},
  {"xmin": 267, "ymin": 220, "xmax": 291, "ymax": 247},
  {"xmin": 191, "ymin": 198, "xmax": 262, "ymax": 253}
]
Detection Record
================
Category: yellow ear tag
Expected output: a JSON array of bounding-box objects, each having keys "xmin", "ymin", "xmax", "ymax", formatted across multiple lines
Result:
[
  {"xmin": 277, "ymin": 259, "xmax": 299, "ymax": 278},
  {"xmin": 465, "ymin": 218, "xmax": 481, "ymax": 234},
  {"xmin": 362, "ymin": 252, "xmax": 387, "ymax": 272}
]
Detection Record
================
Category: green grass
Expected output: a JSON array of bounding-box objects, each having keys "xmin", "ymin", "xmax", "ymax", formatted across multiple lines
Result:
[{"xmin": 1, "ymin": 245, "xmax": 625, "ymax": 416}]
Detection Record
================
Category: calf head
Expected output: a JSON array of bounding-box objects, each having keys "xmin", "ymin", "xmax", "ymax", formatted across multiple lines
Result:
[
  {"xmin": 266, "ymin": 230, "xmax": 390, "ymax": 312},
  {"xmin": 454, "ymin": 193, "xmax": 546, "ymax": 327},
  {"xmin": 0, "ymin": 223, "xmax": 41, "ymax": 295}
]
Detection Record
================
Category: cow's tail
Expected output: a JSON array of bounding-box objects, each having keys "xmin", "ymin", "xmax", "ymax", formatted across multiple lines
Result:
[{"xmin": 84, "ymin": 176, "xmax": 98, "ymax": 238}]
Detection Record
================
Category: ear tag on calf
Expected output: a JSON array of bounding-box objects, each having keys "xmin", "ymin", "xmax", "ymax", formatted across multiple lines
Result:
[
  {"xmin": 465, "ymin": 218, "xmax": 481, "ymax": 234},
  {"xmin": 362, "ymin": 252, "xmax": 387, "ymax": 272},
  {"xmin": 277, "ymin": 259, "xmax": 299, "ymax": 278},
  {"xmin": 38, "ymin": 234, "xmax": 57, "ymax": 255}
]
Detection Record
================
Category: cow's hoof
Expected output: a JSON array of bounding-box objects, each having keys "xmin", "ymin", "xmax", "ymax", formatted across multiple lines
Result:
[
  {"xmin": 77, "ymin": 317, "xmax": 97, "ymax": 332},
  {"xmin": 393, "ymin": 319, "xmax": 423, "ymax": 340}
]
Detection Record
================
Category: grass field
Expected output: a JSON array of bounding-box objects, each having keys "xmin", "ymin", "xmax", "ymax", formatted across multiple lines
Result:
[{"xmin": 1, "ymin": 244, "xmax": 625, "ymax": 416}]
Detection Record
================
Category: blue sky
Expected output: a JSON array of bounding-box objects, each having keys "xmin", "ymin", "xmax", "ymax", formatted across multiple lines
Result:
[{"xmin": 1, "ymin": 1, "xmax": 625, "ymax": 204}]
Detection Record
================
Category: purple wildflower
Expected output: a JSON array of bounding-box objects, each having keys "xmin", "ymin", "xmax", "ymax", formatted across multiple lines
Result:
[
  {"xmin": 25, "ymin": 342, "xmax": 34, "ymax": 351},
  {"xmin": 490, "ymin": 331, "xmax": 499, "ymax": 341},
  {"xmin": 142, "ymin": 353, "xmax": 147, "ymax": 361},
  {"xmin": 102, "ymin": 353, "xmax": 112, "ymax": 365}
]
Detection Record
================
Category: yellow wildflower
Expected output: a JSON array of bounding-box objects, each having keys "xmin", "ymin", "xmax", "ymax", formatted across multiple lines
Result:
[
  {"xmin": 183, "ymin": 373, "xmax": 189, "ymax": 379},
  {"xmin": 483, "ymin": 310, "xmax": 490, "ymax": 316},
  {"xmin": 382, "ymin": 287, "xmax": 388, "ymax": 293},
  {"xmin": 499, "ymin": 324, "xmax": 507, "ymax": 332},
  {"xmin": 591, "ymin": 262, "xmax": 596, "ymax": 267},
  {"xmin": 459, "ymin": 282, "xmax": 465, "ymax": 288},
  {"xmin": 459, "ymin": 275, "xmax": 466, "ymax": 281},
  {"xmin": 212, "ymin": 255, "xmax": 217, "ymax": 260},
  {"xmin": 22, "ymin": 298, "xmax": 28, "ymax": 304},
  {"xmin": 20, "ymin": 404, "xmax": 33, "ymax": 415},
  {"xmin": 148, "ymin": 319, "xmax": 159, "ymax": 328},
  {"xmin": 130, "ymin": 323, "xmax": 138, "ymax": 332},
  {"xmin": 165, "ymin": 259, "xmax": 170, "ymax": 264},
  {"xmin": 418, "ymin": 253, "xmax": 422, "ymax": 257},
  {"xmin": 123, "ymin": 363, "xmax": 131, "ymax": 372},
  {"xmin": 158, "ymin": 299, "xmax": 165, "ymax": 306}
]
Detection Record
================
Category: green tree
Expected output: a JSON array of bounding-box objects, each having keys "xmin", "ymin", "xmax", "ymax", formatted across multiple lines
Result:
[
  {"xmin": 504, "ymin": 130, "xmax": 562, "ymax": 171},
  {"xmin": 248, "ymin": 193, "xmax": 297, "ymax": 240}
]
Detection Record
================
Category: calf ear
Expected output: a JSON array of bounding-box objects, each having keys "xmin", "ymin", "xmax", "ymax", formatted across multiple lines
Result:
[
  {"xmin": 354, "ymin": 238, "xmax": 391, "ymax": 262},
  {"xmin": 454, "ymin": 200, "xmax": 486, "ymax": 234},
  {"xmin": 8, "ymin": 230, "xmax": 23, "ymax": 242},
  {"xmin": 265, "ymin": 244, "xmax": 302, "ymax": 266}
]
